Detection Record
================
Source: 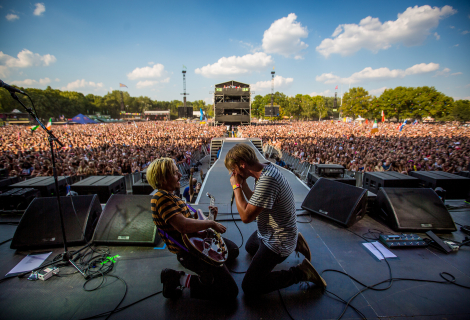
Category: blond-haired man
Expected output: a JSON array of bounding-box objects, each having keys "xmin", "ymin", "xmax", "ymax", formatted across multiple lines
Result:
[
  {"xmin": 147, "ymin": 158, "xmax": 238, "ymax": 300},
  {"xmin": 225, "ymin": 143, "xmax": 326, "ymax": 296}
]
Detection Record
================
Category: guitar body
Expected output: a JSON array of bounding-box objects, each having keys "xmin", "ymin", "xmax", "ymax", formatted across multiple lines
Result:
[{"xmin": 183, "ymin": 206, "xmax": 228, "ymax": 267}]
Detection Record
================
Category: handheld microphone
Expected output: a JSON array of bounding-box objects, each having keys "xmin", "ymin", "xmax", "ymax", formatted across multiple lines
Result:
[
  {"xmin": 231, "ymin": 190, "xmax": 234, "ymax": 206},
  {"xmin": 0, "ymin": 80, "xmax": 26, "ymax": 95}
]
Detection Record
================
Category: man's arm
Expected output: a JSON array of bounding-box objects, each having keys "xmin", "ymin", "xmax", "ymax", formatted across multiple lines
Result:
[
  {"xmin": 168, "ymin": 213, "xmax": 226, "ymax": 234},
  {"xmin": 233, "ymin": 188, "xmax": 264, "ymax": 223},
  {"xmin": 189, "ymin": 168, "xmax": 194, "ymax": 196},
  {"xmin": 241, "ymin": 179, "xmax": 254, "ymax": 200}
]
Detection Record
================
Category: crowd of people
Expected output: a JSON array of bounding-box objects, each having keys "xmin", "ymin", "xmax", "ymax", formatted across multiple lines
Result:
[
  {"xmin": 0, "ymin": 122, "xmax": 224, "ymax": 178},
  {"xmin": 1, "ymin": 120, "xmax": 469, "ymax": 180},
  {"xmin": 239, "ymin": 121, "xmax": 470, "ymax": 174}
]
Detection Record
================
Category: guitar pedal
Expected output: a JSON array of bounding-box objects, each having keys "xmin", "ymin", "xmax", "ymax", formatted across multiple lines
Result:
[{"xmin": 379, "ymin": 234, "xmax": 427, "ymax": 248}]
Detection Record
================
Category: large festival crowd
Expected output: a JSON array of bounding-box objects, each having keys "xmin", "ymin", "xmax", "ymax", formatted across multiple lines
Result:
[{"xmin": 1, "ymin": 120, "xmax": 469, "ymax": 179}]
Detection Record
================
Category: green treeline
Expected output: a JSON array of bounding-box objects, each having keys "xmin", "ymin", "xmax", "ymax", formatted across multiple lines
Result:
[
  {"xmin": 252, "ymin": 86, "xmax": 470, "ymax": 122},
  {"xmin": 0, "ymin": 86, "xmax": 213, "ymax": 120},
  {"xmin": 1, "ymin": 85, "xmax": 469, "ymax": 122}
]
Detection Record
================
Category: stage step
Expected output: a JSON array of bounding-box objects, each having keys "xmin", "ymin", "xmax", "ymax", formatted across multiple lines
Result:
[{"xmin": 210, "ymin": 139, "xmax": 223, "ymax": 166}]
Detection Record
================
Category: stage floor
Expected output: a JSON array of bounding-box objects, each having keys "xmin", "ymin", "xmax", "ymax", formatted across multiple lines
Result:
[{"xmin": 1, "ymin": 200, "xmax": 469, "ymax": 320}]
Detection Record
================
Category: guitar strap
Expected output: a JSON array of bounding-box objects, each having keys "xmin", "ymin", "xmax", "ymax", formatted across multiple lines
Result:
[{"xmin": 157, "ymin": 228, "xmax": 189, "ymax": 253}]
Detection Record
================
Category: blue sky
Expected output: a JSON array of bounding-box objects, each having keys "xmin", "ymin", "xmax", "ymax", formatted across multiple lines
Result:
[{"xmin": 1, "ymin": 0, "xmax": 469, "ymax": 103}]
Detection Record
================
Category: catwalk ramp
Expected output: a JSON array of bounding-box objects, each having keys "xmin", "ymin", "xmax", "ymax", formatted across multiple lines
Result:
[{"xmin": 193, "ymin": 138, "xmax": 310, "ymax": 215}]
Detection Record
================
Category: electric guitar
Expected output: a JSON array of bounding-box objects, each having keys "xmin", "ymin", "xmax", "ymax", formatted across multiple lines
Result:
[{"xmin": 183, "ymin": 193, "xmax": 228, "ymax": 267}]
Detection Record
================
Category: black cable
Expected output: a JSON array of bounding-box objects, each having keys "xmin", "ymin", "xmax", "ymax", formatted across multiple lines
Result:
[
  {"xmin": 0, "ymin": 238, "xmax": 12, "ymax": 246},
  {"xmin": 228, "ymin": 199, "xmax": 247, "ymax": 274},
  {"xmin": 277, "ymin": 289, "xmax": 295, "ymax": 320}
]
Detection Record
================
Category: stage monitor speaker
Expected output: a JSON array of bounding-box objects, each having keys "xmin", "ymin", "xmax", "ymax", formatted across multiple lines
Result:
[
  {"xmin": 92, "ymin": 194, "xmax": 161, "ymax": 247},
  {"xmin": 10, "ymin": 195, "xmax": 102, "ymax": 250},
  {"xmin": 374, "ymin": 188, "xmax": 456, "ymax": 232},
  {"xmin": 301, "ymin": 177, "xmax": 367, "ymax": 227}
]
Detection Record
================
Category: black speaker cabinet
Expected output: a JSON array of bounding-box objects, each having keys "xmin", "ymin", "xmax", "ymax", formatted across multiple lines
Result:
[
  {"xmin": 307, "ymin": 172, "xmax": 356, "ymax": 188},
  {"xmin": 132, "ymin": 181, "xmax": 153, "ymax": 195},
  {"xmin": 0, "ymin": 176, "xmax": 19, "ymax": 191},
  {"xmin": 10, "ymin": 195, "xmax": 102, "ymax": 249},
  {"xmin": 363, "ymin": 171, "xmax": 419, "ymax": 195},
  {"xmin": 92, "ymin": 194, "xmax": 161, "ymax": 246},
  {"xmin": 456, "ymin": 171, "xmax": 470, "ymax": 178},
  {"xmin": 0, "ymin": 188, "xmax": 40, "ymax": 211},
  {"xmin": 374, "ymin": 188, "xmax": 456, "ymax": 232},
  {"xmin": 9, "ymin": 176, "xmax": 67, "ymax": 197},
  {"xmin": 410, "ymin": 171, "xmax": 470, "ymax": 199},
  {"xmin": 301, "ymin": 178, "xmax": 368, "ymax": 227},
  {"xmin": 71, "ymin": 176, "xmax": 126, "ymax": 203}
]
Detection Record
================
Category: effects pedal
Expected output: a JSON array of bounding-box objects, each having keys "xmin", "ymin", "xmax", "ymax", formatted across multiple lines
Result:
[
  {"xmin": 379, "ymin": 234, "xmax": 427, "ymax": 248},
  {"xmin": 38, "ymin": 267, "xmax": 59, "ymax": 281}
]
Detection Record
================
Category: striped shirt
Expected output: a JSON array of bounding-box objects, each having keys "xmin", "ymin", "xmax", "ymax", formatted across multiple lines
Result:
[
  {"xmin": 151, "ymin": 190, "xmax": 192, "ymax": 254},
  {"xmin": 248, "ymin": 163, "xmax": 297, "ymax": 257}
]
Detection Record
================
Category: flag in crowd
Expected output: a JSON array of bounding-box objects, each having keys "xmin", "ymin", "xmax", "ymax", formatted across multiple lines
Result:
[
  {"xmin": 381, "ymin": 110, "xmax": 385, "ymax": 122},
  {"xmin": 399, "ymin": 120, "xmax": 406, "ymax": 132},
  {"xmin": 46, "ymin": 118, "xmax": 52, "ymax": 130},
  {"xmin": 370, "ymin": 120, "xmax": 378, "ymax": 134},
  {"xmin": 30, "ymin": 124, "xmax": 40, "ymax": 132},
  {"xmin": 413, "ymin": 119, "xmax": 418, "ymax": 125},
  {"xmin": 119, "ymin": 83, "xmax": 128, "ymax": 88}
]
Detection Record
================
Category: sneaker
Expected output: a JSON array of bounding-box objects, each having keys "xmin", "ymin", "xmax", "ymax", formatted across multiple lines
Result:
[
  {"xmin": 297, "ymin": 259, "xmax": 327, "ymax": 290},
  {"xmin": 295, "ymin": 232, "xmax": 311, "ymax": 261},
  {"xmin": 161, "ymin": 269, "xmax": 184, "ymax": 299}
]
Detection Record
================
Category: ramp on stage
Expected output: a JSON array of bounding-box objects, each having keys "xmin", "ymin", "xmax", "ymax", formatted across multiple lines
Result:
[{"xmin": 193, "ymin": 138, "xmax": 310, "ymax": 215}]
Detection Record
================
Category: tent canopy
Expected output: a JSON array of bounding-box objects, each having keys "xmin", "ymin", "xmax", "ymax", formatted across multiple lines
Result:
[{"xmin": 71, "ymin": 114, "xmax": 97, "ymax": 124}]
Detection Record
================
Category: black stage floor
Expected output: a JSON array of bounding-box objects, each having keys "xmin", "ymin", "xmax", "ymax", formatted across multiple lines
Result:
[{"xmin": 1, "ymin": 139, "xmax": 470, "ymax": 320}]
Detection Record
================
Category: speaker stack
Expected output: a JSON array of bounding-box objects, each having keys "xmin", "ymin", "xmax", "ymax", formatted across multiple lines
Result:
[
  {"xmin": 301, "ymin": 178, "xmax": 368, "ymax": 227},
  {"xmin": 9, "ymin": 176, "xmax": 67, "ymax": 197},
  {"xmin": 363, "ymin": 171, "xmax": 419, "ymax": 195},
  {"xmin": 71, "ymin": 176, "xmax": 126, "ymax": 203},
  {"xmin": 410, "ymin": 171, "xmax": 470, "ymax": 199},
  {"xmin": 307, "ymin": 164, "xmax": 356, "ymax": 187},
  {"xmin": 10, "ymin": 195, "xmax": 102, "ymax": 249}
]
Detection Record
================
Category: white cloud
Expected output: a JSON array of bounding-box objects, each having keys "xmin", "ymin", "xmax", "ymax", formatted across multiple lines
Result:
[
  {"xmin": 148, "ymin": 61, "xmax": 155, "ymax": 65},
  {"xmin": 310, "ymin": 89, "xmax": 332, "ymax": 97},
  {"xmin": 250, "ymin": 75, "xmax": 294, "ymax": 92},
  {"xmin": 33, "ymin": 3, "xmax": 45, "ymax": 16},
  {"xmin": 195, "ymin": 52, "xmax": 273, "ymax": 78},
  {"xmin": 454, "ymin": 44, "xmax": 459, "ymax": 47},
  {"xmin": 434, "ymin": 68, "xmax": 451, "ymax": 77},
  {"xmin": 204, "ymin": 97, "xmax": 214, "ymax": 105},
  {"xmin": 316, "ymin": 5, "xmax": 456, "ymax": 57},
  {"xmin": 54, "ymin": 78, "xmax": 60, "ymax": 82},
  {"xmin": 11, "ymin": 77, "xmax": 51, "ymax": 87},
  {"xmin": 316, "ymin": 62, "xmax": 439, "ymax": 84},
  {"xmin": 451, "ymin": 72, "xmax": 462, "ymax": 76},
  {"xmin": 6, "ymin": 14, "xmax": 19, "ymax": 21},
  {"xmin": 450, "ymin": 25, "xmax": 455, "ymax": 29},
  {"xmin": 434, "ymin": 32, "xmax": 440, "ymax": 40},
  {"xmin": 462, "ymin": 31, "xmax": 469, "ymax": 35},
  {"xmin": 127, "ymin": 63, "xmax": 166, "ymax": 80},
  {"xmin": 0, "ymin": 49, "xmax": 56, "ymax": 68},
  {"xmin": 262, "ymin": 13, "xmax": 308, "ymax": 58},
  {"xmin": 369, "ymin": 87, "xmax": 388, "ymax": 96},
  {"xmin": 61, "ymin": 79, "xmax": 104, "ymax": 91},
  {"xmin": 135, "ymin": 77, "xmax": 170, "ymax": 88}
]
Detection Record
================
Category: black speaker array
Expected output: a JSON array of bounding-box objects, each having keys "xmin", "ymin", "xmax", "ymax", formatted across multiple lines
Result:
[
  {"xmin": 178, "ymin": 106, "xmax": 193, "ymax": 118},
  {"xmin": 264, "ymin": 106, "xmax": 280, "ymax": 117}
]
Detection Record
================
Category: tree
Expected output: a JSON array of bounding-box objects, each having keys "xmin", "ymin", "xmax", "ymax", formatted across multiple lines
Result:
[
  {"xmin": 452, "ymin": 100, "xmax": 470, "ymax": 122},
  {"xmin": 341, "ymin": 87, "xmax": 371, "ymax": 118}
]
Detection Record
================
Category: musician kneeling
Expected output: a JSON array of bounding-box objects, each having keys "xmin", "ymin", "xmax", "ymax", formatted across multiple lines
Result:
[
  {"xmin": 225, "ymin": 144, "xmax": 327, "ymax": 296},
  {"xmin": 148, "ymin": 158, "xmax": 239, "ymax": 300}
]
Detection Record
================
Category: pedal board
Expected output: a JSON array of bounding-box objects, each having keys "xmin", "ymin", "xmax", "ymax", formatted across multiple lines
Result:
[{"xmin": 379, "ymin": 234, "xmax": 427, "ymax": 248}]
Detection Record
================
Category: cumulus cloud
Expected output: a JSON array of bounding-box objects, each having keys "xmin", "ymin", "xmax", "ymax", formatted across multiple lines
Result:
[
  {"xmin": 6, "ymin": 14, "xmax": 19, "ymax": 21},
  {"xmin": 369, "ymin": 87, "xmax": 388, "ymax": 96},
  {"xmin": 316, "ymin": 62, "xmax": 439, "ymax": 84},
  {"xmin": 33, "ymin": 3, "xmax": 45, "ymax": 16},
  {"xmin": 61, "ymin": 79, "xmax": 104, "ymax": 91},
  {"xmin": 195, "ymin": 52, "xmax": 273, "ymax": 78},
  {"xmin": 148, "ymin": 61, "xmax": 155, "ymax": 65},
  {"xmin": 262, "ymin": 13, "xmax": 308, "ymax": 58},
  {"xmin": 310, "ymin": 89, "xmax": 332, "ymax": 97},
  {"xmin": 462, "ymin": 31, "xmax": 469, "ymax": 35},
  {"xmin": 316, "ymin": 5, "xmax": 456, "ymax": 57},
  {"xmin": 127, "ymin": 63, "xmax": 166, "ymax": 80},
  {"xmin": 434, "ymin": 32, "xmax": 440, "ymax": 40},
  {"xmin": 11, "ymin": 77, "xmax": 51, "ymax": 87},
  {"xmin": 434, "ymin": 68, "xmax": 451, "ymax": 77},
  {"xmin": 0, "ymin": 49, "xmax": 56, "ymax": 68},
  {"xmin": 55, "ymin": 78, "xmax": 60, "ymax": 82},
  {"xmin": 451, "ymin": 72, "xmax": 463, "ymax": 76},
  {"xmin": 135, "ymin": 77, "xmax": 170, "ymax": 88},
  {"xmin": 250, "ymin": 75, "xmax": 293, "ymax": 92}
]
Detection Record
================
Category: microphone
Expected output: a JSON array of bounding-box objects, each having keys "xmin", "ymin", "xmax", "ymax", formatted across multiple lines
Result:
[
  {"xmin": 0, "ymin": 80, "xmax": 26, "ymax": 95},
  {"xmin": 231, "ymin": 190, "xmax": 234, "ymax": 207}
]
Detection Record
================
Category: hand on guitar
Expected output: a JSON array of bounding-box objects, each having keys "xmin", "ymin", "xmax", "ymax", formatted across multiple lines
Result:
[{"xmin": 211, "ymin": 221, "xmax": 227, "ymax": 234}]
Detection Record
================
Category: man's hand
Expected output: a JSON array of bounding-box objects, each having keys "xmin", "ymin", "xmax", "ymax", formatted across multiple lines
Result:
[
  {"xmin": 230, "ymin": 172, "xmax": 244, "ymax": 186},
  {"xmin": 190, "ymin": 167, "xmax": 194, "ymax": 174},
  {"xmin": 211, "ymin": 221, "xmax": 226, "ymax": 234},
  {"xmin": 209, "ymin": 205, "xmax": 218, "ymax": 221}
]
